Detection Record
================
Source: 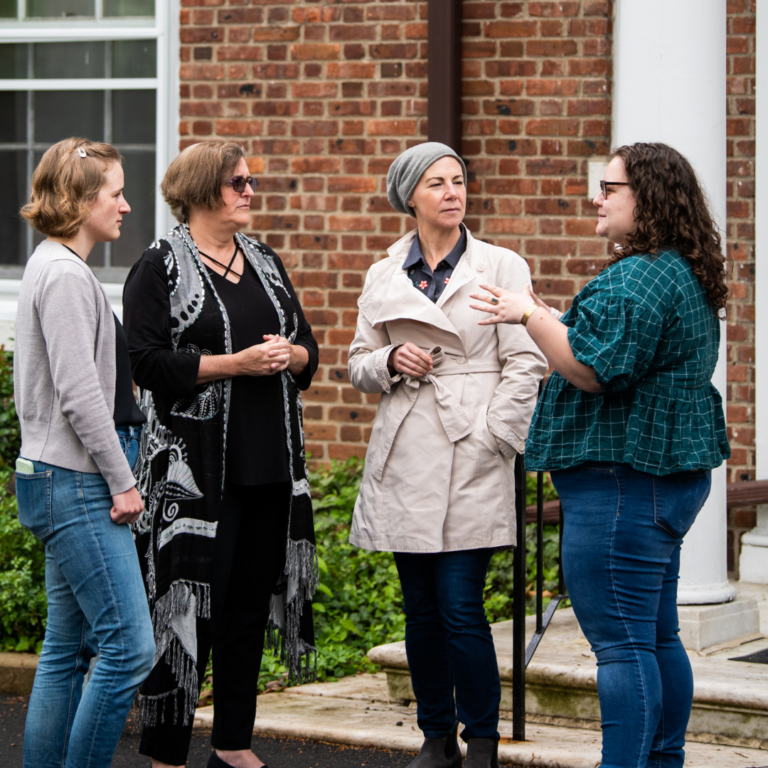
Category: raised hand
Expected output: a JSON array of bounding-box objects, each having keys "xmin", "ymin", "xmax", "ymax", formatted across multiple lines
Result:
[{"xmin": 469, "ymin": 283, "xmax": 533, "ymax": 325}]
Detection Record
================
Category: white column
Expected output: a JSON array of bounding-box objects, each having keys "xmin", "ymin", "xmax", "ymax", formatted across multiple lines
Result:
[
  {"xmin": 740, "ymin": 0, "xmax": 768, "ymax": 582},
  {"xmin": 613, "ymin": 0, "xmax": 735, "ymax": 605}
]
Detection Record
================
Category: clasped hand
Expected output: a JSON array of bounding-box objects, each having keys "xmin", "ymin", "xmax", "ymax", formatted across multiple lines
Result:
[
  {"xmin": 469, "ymin": 283, "xmax": 550, "ymax": 325},
  {"xmin": 387, "ymin": 342, "xmax": 433, "ymax": 379},
  {"xmin": 237, "ymin": 334, "xmax": 293, "ymax": 376}
]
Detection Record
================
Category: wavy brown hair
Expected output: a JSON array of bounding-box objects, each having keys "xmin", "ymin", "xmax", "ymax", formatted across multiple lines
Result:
[
  {"xmin": 162, "ymin": 141, "xmax": 246, "ymax": 223},
  {"xmin": 20, "ymin": 138, "xmax": 122, "ymax": 238},
  {"xmin": 609, "ymin": 142, "xmax": 728, "ymax": 313}
]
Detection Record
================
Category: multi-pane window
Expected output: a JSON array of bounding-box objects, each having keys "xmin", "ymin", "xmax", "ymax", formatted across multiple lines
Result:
[{"xmin": 0, "ymin": 1, "xmax": 175, "ymax": 270}]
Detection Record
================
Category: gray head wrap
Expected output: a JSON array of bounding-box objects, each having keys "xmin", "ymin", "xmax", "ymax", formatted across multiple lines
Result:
[{"xmin": 386, "ymin": 142, "xmax": 467, "ymax": 218}]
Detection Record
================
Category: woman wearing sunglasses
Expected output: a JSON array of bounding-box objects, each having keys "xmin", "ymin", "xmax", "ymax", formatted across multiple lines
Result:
[
  {"xmin": 122, "ymin": 141, "xmax": 318, "ymax": 768},
  {"xmin": 469, "ymin": 142, "xmax": 730, "ymax": 768}
]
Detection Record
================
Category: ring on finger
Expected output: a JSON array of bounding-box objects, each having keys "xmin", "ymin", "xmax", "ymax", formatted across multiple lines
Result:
[{"xmin": 490, "ymin": 297, "xmax": 499, "ymax": 305}]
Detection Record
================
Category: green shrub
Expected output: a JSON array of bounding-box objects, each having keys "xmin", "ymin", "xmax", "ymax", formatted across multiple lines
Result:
[
  {"xmin": 0, "ymin": 468, "xmax": 47, "ymax": 654},
  {"xmin": 0, "ymin": 347, "xmax": 20, "ymax": 469},
  {"xmin": 256, "ymin": 458, "xmax": 562, "ymax": 691}
]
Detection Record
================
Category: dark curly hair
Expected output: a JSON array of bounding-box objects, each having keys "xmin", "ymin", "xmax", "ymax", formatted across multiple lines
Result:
[{"xmin": 608, "ymin": 142, "xmax": 728, "ymax": 313}]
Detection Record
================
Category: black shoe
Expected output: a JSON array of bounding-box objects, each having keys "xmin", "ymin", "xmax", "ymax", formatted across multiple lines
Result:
[
  {"xmin": 406, "ymin": 722, "xmax": 462, "ymax": 768},
  {"xmin": 207, "ymin": 751, "xmax": 269, "ymax": 768},
  {"xmin": 464, "ymin": 738, "xmax": 499, "ymax": 768}
]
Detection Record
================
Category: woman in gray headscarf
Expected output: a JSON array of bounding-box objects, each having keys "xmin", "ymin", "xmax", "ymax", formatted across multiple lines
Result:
[{"xmin": 348, "ymin": 143, "xmax": 547, "ymax": 768}]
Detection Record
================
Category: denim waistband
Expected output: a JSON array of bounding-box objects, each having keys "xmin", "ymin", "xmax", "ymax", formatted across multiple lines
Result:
[{"xmin": 115, "ymin": 425, "xmax": 143, "ymax": 439}]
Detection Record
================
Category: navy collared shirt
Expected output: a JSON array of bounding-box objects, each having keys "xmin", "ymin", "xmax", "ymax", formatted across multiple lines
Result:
[{"xmin": 403, "ymin": 226, "xmax": 467, "ymax": 303}]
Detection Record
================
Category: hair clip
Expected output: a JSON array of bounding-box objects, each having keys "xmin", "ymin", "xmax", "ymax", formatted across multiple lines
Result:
[{"xmin": 78, "ymin": 148, "xmax": 87, "ymax": 158}]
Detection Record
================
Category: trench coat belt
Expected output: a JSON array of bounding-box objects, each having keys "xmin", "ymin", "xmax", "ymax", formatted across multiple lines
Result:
[{"xmin": 369, "ymin": 358, "xmax": 503, "ymax": 482}]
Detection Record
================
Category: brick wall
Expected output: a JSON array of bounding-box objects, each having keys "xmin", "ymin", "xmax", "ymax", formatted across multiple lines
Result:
[
  {"xmin": 178, "ymin": 0, "xmax": 755, "ymax": 573},
  {"xmin": 179, "ymin": 0, "xmax": 430, "ymax": 461},
  {"xmin": 725, "ymin": 0, "xmax": 756, "ymax": 573},
  {"xmin": 459, "ymin": 1, "xmax": 612, "ymax": 311},
  {"xmin": 177, "ymin": 0, "xmax": 612, "ymax": 462}
]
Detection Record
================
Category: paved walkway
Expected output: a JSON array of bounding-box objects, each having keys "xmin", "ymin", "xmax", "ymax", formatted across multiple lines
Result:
[
  {"xmin": 0, "ymin": 693, "xmax": 414, "ymax": 768},
  {"xmin": 193, "ymin": 674, "xmax": 768, "ymax": 768}
]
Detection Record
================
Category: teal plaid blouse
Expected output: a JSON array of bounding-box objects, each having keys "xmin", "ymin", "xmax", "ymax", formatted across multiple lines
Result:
[{"xmin": 525, "ymin": 249, "xmax": 730, "ymax": 476}]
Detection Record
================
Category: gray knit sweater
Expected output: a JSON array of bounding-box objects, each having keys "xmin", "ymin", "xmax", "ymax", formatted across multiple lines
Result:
[{"xmin": 14, "ymin": 240, "xmax": 136, "ymax": 495}]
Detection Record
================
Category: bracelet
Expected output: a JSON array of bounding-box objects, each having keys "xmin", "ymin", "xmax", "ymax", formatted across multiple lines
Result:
[{"xmin": 520, "ymin": 304, "xmax": 540, "ymax": 327}]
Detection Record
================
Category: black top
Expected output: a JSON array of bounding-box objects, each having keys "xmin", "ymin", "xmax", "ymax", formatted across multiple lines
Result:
[
  {"xmin": 402, "ymin": 225, "xmax": 467, "ymax": 303},
  {"xmin": 114, "ymin": 313, "xmax": 147, "ymax": 427},
  {"xmin": 123, "ymin": 240, "xmax": 318, "ymax": 486}
]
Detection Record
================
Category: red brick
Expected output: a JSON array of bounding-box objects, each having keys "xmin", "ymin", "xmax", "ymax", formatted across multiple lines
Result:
[
  {"xmin": 329, "ymin": 216, "xmax": 376, "ymax": 232},
  {"xmin": 369, "ymin": 44, "xmax": 419, "ymax": 60},
  {"xmin": 215, "ymin": 119, "xmax": 263, "ymax": 135},
  {"xmin": 367, "ymin": 120, "xmax": 417, "ymax": 136},
  {"xmin": 291, "ymin": 44, "xmax": 340, "ymax": 61},
  {"xmin": 180, "ymin": 27, "xmax": 225, "ymax": 43},
  {"xmin": 529, "ymin": 1, "xmax": 579, "ymax": 15},
  {"xmin": 527, "ymin": 79, "xmax": 579, "ymax": 96},
  {"xmin": 252, "ymin": 26, "xmax": 299, "ymax": 42},
  {"xmin": 484, "ymin": 20, "xmax": 538, "ymax": 37},
  {"xmin": 327, "ymin": 62, "xmax": 377, "ymax": 79},
  {"xmin": 526, "ymin": 119, "xmax": 579, "ymax": 136},
  {"xmin": 180, "ymin": 64, "xmax": 225, "ymax": 80},
  {"xmin": 217, "ymin": 46, "xmax": 263, "ymax": 61},
  {"xmin": 527, "ymin": 40, "xmax": 578, "ymax": 57}
]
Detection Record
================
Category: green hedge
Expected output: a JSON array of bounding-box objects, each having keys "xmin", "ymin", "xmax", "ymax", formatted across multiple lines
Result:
[
  {"xmin": 0, "ymin": 347, "xmax": 43, "ymax": 654},
  {"xmin": 256, "ymin": 458, "xmax": 561, "ymax": 691}
]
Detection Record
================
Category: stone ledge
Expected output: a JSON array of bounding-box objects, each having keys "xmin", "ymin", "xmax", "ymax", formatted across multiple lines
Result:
[
  {"xmin": 192, "ymin": 674, "xmax": 768, "ymax": 768},
  {"xmin": 0, "ymin": 652, "xmax": 38, "ymax": 695},
  {"xmin": 369, "ymin": 607, "xmax": 768, "ymax": 749}
]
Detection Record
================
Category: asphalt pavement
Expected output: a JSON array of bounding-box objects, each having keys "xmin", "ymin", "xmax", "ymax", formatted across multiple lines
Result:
[{"xmin": 0, "ymin": 694, "xmax": 415, "ymax": 768}]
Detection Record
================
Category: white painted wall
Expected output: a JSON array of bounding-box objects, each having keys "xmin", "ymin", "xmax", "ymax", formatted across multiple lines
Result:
[{"xmin": 613, "ymin": 0, "xmax": 734, "ymax": 604}]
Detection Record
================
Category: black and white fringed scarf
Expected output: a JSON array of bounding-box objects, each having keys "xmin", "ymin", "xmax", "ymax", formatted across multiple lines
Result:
[{"xmin": 133, "ymin": 224, "xmax": 318, "ymax": 727}]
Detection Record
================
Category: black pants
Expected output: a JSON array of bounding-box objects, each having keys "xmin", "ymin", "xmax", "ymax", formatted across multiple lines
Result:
[{"xmin": 139, "ymin": 482, "xmax": 290, "ymax": 765}]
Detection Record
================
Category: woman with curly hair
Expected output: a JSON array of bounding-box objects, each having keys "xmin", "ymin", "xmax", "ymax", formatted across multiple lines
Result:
[{"xmin": 470, "ymin": 142, "xmax": 730, "ymax": 768}]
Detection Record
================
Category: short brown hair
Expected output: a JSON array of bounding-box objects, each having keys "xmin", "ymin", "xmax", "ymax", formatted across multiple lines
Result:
[
  {"xmin": 20, "ymin": 137, "xmax": 122, "ymax": 238},
  {"xmin": 161, "ymin": 141, "xmax": 246, "ymax": 223}
]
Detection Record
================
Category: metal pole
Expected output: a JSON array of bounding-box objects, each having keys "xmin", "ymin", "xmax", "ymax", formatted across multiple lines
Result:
[
  {"xmin": 512, "ymin": 453, "xmax": 527, "ymax": 741},
  {"xmin": 558, "ymin": 502, "xmax": 566, "ymax": 597},
  {"xmin": 536, "ymin": 471, "xmax": 544, "ymax": 633},
  {"xmin": 427, "ymin": 0, "xmax": 462, "ymax": 153}
]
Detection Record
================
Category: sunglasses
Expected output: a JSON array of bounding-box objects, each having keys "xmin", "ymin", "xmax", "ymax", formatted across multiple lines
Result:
[
  {"xmin": 227, "ymin": 176, "xmax": 258, "ymax": 194},
  {"xmin": 599, "ymin": 180, "xmax": 631, "ymax": 197}
]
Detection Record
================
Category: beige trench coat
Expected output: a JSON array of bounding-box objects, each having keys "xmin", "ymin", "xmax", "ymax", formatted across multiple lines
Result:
[{"xmin": 348, "ymin": 228, "xmax": 548, "ymax": 553}]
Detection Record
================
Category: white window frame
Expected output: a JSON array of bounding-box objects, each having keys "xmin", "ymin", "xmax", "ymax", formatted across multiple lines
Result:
[{"xmin": 0, "ymin": 0, "xmax": 179, "ymax": 272}]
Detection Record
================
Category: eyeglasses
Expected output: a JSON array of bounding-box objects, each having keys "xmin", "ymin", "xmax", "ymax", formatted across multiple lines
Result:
[
  {"xmin": 227, "ymin": 176, "xmax": 258, "ymax": 194},
  {"xmin": 599, "ymin": 180, "xmax": 631, "ymax": 197}
]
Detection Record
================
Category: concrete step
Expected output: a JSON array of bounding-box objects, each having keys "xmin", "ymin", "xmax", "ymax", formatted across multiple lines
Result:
[
  {"xmin": 369, "ymin": 604, "xmax": 768, "ymax": 752},
  {"xmin": 193, "ymin": 673, "xmax": 768, "ymax": 768}
]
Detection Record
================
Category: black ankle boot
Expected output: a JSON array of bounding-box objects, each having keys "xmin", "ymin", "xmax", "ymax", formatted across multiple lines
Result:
[
  {"xmin": 464, "ymin": 738, "xmax": 499, "ymax": 768},
  {"xmin": 207, "ymin": 751, "xmax": 270, "ymax": 768},
  {"xmin": 406, "ymin": 722, "xmax": 462, "ymax": 768}
]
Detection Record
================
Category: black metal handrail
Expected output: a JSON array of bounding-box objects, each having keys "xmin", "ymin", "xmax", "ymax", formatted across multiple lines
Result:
[{"xmin": 511, "ymin": 453, "xmax": 568, "ymax": 741}]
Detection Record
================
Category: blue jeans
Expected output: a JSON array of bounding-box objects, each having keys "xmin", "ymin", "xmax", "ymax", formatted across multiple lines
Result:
[
  {"xmin": 17, "ymin": 426, "xmax": 155, "ymax": 768},
  {"xmin": 551, "ymin": 462, "xmax": 711, "ymax": 768},
  {"xmin": 394, "ymin": 549, "xmax": 500, "ymax": 742}
]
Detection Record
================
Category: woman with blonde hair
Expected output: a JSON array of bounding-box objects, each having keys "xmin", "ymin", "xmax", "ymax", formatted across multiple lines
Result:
[
  {"xmin": 471, "ymin": 142, "xmax": 730, "ymax": 768},
  {"xmin": 123, "ymin": 140, "xmax": 318, "ymax": 768},
  {"xmin": 14, "ymin": 137, "xmax": 154, "ymax": 768}
]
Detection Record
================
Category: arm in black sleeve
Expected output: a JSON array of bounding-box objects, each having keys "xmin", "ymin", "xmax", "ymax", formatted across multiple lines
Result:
[
  {"xmin": 123, "ymin": 246, "xmax": 201, "ymax": 398},
  {"xmin": 271, "ymin": 249, "xmax": 319, "ymax": 391}
]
